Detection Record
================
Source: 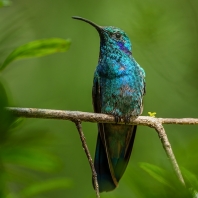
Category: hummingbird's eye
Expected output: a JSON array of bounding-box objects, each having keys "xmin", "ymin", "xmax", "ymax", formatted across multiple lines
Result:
[{"xmin": 115, "ymin": 32, "xmax": 121, "ymax": 39}]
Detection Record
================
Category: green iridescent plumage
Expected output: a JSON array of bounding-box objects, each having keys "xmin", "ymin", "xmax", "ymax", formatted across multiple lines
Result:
[{"xmin": 73, "ymin": 16, "xmax": 146, "ymax": 192}]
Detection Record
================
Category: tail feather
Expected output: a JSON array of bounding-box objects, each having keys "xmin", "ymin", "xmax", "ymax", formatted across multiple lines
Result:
[
  {"xmin": 113, "ymin": 125, "xmax": 137, "ymax": 181},
  {"xmin": 93, "ymin": 132, "xmax": 116, "ymax": 192},
  {"xmin": 93, "ymin": 124, "xmax": 137, "ymax": 192}
]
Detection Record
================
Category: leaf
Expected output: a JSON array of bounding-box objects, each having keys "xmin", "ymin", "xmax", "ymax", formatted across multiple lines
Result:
[
  {"xmin": 0, "ymin": 38, "xmax": 71, "ymax": 71},
  {"xmin": 140, "ymin": 162, "xmax": 173, "ymax": 189},
  {"xmin": 0, "ymin": 0, "xmax": 12, "ymax": 7},
  {"xmin": 20, "ymin": 178, "xmax": 73, "ymax": 198},
  {"xmin": 7, "ymin": 128, "xmax": 54, "ymax": 147},
  {"xmin": 0, "ymin": 79, "xmax": 15, "ymax": 137},
  {"xmin": 181, "ymin": 167, "xmax": 198, "ymax": 193},
  {"xmin": 0, "ymin": 148, "xmax": 61, "ymax": 172},
  {"xmin": 9, "ymin": 118, "xmax": 24, "ymax": 130}
]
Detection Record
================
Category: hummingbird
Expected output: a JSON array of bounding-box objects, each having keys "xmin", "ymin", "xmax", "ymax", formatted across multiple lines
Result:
[{"xmin": 72, "ymin": 16, "xmax": 146, "ymax": 192}]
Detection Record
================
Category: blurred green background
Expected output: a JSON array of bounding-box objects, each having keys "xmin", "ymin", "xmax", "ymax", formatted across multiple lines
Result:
[{"xmin": 0, "ymin": 0, "xmax": 198, "ymax": 197}]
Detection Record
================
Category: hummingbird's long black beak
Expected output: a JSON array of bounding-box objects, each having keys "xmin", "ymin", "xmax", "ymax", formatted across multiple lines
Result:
[{"xmin": 72, "ymin": 16, "xmax": 103, "ymax": 32}]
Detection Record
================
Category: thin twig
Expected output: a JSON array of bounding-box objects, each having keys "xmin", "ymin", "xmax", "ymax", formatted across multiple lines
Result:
[
  {"xmin": 152, "ymin": 122, "xmax": 185, "ymax": 185},
  {"xmin": 7, "ymin": 107, "xmax": 198, "ymax": 186},
  {"xmin": 74, "ymin": 119, "xmax": 100, "ymax": 198}
]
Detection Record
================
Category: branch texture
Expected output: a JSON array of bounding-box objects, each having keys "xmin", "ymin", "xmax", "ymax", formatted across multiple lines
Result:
[{"xmin": 7, "ymin": 107, "xmax": 198, "ymax": 125}]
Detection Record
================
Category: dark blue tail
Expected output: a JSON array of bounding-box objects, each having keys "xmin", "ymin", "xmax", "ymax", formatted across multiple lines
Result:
[
  {"xmin": 93, "ymin": 124, "xmax": 137, "ymax": 192},
  {"xmin": 93, "ymin": 132, "xmax": 116, "ymax": 192}
]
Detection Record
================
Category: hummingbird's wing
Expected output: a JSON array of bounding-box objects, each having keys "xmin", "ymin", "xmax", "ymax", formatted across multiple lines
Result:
[
  {"xmin": 92, "ymin": 74, "xmax": 137, "ymax": 192},
  {"xmin": 92, "ymin": 75, "xmax": 117, "ymax": 191}
]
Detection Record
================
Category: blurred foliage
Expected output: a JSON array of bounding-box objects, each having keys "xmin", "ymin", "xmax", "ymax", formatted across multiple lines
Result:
[
  {"xmin": 0, "ymin": 3, "xmax": 72, "ymax": 198},
  {"xmin": 0, "ymin": 0, "xmax": 11, "ymax": 7},
  {"xmin": 0, "ymin": 0, "xmax": 198, "ymax": 198},
  {"xmin": 18, "ymin": 178, "xmax": 72, "ymax": 198},
  {"xmin": 140, "ymin": 163, "xmax": 192, "ymax": 198}
]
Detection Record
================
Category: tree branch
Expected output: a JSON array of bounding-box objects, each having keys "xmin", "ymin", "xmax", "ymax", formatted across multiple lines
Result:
[
  {"xmin": 74, "ymin": 120, "xmax": 100, "ymax": 198},
  {"xmin": 7, "ymin": 107, "xmax": 198, "ymax": 125},
  {"xmin": 7, "ymin": 107, "xmax": 198, "ymax": 189},
  {"xmin": 152, "ymin": 122, "xmax": 185, "ymax": 185}
]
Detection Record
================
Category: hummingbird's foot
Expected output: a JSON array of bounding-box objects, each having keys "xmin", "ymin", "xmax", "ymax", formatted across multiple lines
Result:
[
  {"xmin": 124, "ymin": 116, "xmax": 131, "ymax": 124},
  {"xmin": 114, "ymin": 115, "xmax": 121, "ymax": 124}
]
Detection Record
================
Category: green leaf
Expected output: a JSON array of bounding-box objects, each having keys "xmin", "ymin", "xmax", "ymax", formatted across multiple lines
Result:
[
  {"xmin": 0, "ymin": 148, "xmax": 61, "ymax": 172},
  {"xmin": 0, "ymin": 79, "xmax": 15, "ymax": 136},
  {"xmin": 0, "ymin": 0, "xmax": 12, "ymax": 7},
  {"xmin": 140, "ymin": 162, "xmax": 173, "ymax": 189},
  {"xmin": 9, "ymin": 118, "xmax": 24, "ymax": 130},
  {"xmin": 0, "ymin": 38, "xmax": 71, "ymax": 71},
  {"xmin": 20, "ymin": 178, "xmax": 73, "ymax": 198},
  {"xmin": 181, "ymin": 167, "xmax": 198, "ymax": 192}
]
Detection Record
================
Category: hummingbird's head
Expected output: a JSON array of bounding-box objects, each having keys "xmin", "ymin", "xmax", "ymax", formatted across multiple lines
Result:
[
  {"xmin": 102, "ymin": 26, "xmax": 132, "ymax": 55},
  {"xmin": 72, "ymin": 16, "xmax": 132, "ymax": 56}
]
